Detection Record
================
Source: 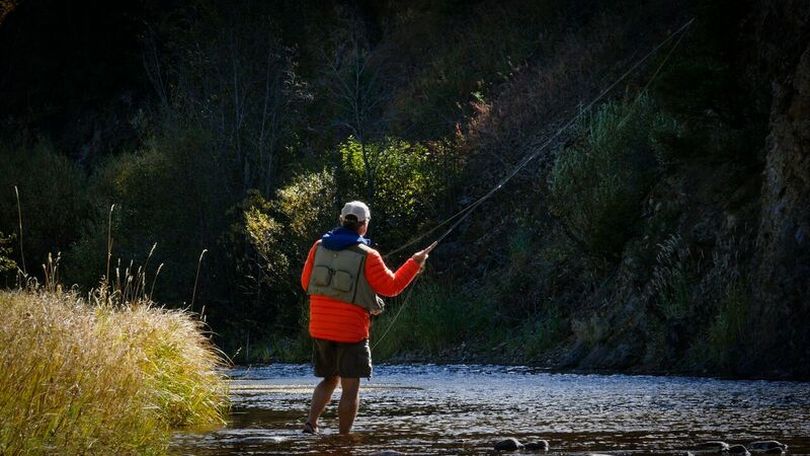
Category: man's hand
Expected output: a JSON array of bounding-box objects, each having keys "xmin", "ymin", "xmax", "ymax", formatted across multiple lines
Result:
[{"xmin": 412, "ymin": 241, "xmax": 438, "ymax": 265}]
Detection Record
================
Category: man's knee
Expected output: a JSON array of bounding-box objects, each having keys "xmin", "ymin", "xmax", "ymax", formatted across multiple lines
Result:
[
  {"xmin": 340, "ymin": 377, "xmax": 360, "ymax": 397},
  {"xmin": 321, "ymin": 376, "xmax": 339, "ymax": 389}
]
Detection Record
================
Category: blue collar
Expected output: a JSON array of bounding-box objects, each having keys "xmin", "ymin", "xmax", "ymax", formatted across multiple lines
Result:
[{"xmin": 320, "ymin": 227, "xmax": 371, "ymax": 250}]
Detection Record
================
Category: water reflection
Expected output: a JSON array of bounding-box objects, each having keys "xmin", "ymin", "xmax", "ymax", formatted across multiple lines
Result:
[{"xmin": 171, "ymin": 364, "xmax": 810, "ymax": 455}]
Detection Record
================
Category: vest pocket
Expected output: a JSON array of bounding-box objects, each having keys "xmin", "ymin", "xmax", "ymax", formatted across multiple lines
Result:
[
  {"xmin": 332, "ymin": 270, "xmax": 354, "ymax": 292},
  {"xmin": 312, "ymin": 265, "xmax": 333, "ymax": 286}
]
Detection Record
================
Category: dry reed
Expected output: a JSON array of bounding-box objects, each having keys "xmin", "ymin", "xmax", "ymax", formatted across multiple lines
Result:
[{"xmin": 0, "ymin": 287, "xmax": 228, "ymax": 455}]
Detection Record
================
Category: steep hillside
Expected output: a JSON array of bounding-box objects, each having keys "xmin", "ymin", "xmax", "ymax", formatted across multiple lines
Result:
[{"xmin": 0, "ymin": 0, "xmax": 807, "ymax": 377}]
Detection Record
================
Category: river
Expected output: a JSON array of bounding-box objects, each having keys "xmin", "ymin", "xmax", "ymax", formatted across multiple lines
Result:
[{"xmin": 171, "ymin": 364, "xmax": 810, "ymax": 455}]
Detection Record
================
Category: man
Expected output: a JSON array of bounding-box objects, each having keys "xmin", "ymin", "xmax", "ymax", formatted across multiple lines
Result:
[{"xmin": 300, "ymin": 200, "xmax": 436, "ymax": 435}]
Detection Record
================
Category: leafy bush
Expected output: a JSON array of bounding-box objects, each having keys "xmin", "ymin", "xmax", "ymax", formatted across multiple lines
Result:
[
  {"xmin": 705, "ymin": 282, "xmax": 749, "ymax": 368},
  {"xmin": 549, "ymin": 95, "xmax": 676, "ymax": 258},
  {"xmin": 0, "ymin": 141, "xmax": 91, "ymax": 274},
  {"xmin": 0, "ymin": 232, "xmax": 15, "ymax": 274},
  {"xmin": 222, "ymin": 170, "xmax": 336, "ymax": 360},
  {"xmin": 519, "ymin": 303, "xmax": 567, "ymax": 359},
  {"xmin": 242, "ymin": 169, "xmax": 337, "ymax": 285},
  {"xmin": 371, "ymin": 280, "xmax": 493, "ymax": 359},
  {"xmin": 339, "ymin": 137, "xmax": 444, "ymax": 248},
  {"xmin": 62, "ymin": 128, "xmax": 231, "ymax": 300}
]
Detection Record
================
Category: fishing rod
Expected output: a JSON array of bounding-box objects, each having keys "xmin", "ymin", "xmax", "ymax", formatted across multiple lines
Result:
[
  {"xmin": 384, "ymin": 17, "xmax": 695, "ymax": 260},
  {"xmin": 372, "ymin": 18, "xmax": 696, "ymax": 350}
]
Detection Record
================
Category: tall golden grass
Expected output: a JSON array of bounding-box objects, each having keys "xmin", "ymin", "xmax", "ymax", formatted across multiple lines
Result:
[{"xmin": 0, "ymin": 287, "xmax": 229, "ymax": 455}]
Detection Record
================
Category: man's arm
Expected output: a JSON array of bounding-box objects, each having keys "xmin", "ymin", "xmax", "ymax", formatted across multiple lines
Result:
[
  {"xmin": 300, "ymin": 242, "xmax": 319, "ymax": 291},
  {"xmin": 364, "ymin": 250, "xmax": 421, "ymax": 297}
]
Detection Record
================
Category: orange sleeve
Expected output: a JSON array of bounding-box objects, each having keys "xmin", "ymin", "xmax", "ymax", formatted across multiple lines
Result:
[
  {"xmin": 364, "ymin": 249, "xmax": 421, "ymax": 297},
  {"xmin": 300, "ymin": 242, "xmax": 319, "ymax": 291}
]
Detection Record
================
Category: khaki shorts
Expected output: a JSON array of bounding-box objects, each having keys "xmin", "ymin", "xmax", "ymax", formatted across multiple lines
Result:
[{"xmin": 312, "ymin": 338, "xmax": 372, "ymax": 378}]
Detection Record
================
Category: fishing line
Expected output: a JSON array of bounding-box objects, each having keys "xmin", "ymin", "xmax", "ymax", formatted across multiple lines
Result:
[
  {"xmin": 372, "ymin": 18, "xmax": 695, "ymax": 350},
  {"xmin": 384, "ymin": 18, "xmax": 694, "ymax": 259}
]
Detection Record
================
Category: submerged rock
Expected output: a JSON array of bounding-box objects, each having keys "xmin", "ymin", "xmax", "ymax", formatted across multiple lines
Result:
[
  {"xmin": 749, "ymin": 441, "xmax": 788, "ymax": 454},
  {"xmin": 494, "ymin": 437, "xmax": 523, "ymax": 451},
  {"xmin": 691, "ymin": 441, "xmax": 731, "ymax": 454},
  {"xmin": 524, "ymin": 440, "xmax": 549, "ymax": 452},
  {"xmin": 728, "ymin": 444, "xmax": 751, "ymax": 456},
  {"xmin": 493, "ymin": 437, "xmax": 549, "ymax": 452}
]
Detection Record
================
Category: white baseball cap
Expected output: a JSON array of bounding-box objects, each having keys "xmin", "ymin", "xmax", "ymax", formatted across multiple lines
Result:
[{"xmin": 340, "ymin": 201, "xmax": 371, "ymax": 222}]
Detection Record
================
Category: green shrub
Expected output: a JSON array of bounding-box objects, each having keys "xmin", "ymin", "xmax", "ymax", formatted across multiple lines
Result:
[
  {"xmin": 519, "ymin": 303, "xmax": 567, "ymax": 359},
  {"xmin": 240, "ymin": 169, "xmax": 337, "ymax": 288},
  {"xmin": 371, "ymin": 280, "xmax": 493, "ymax": 359},
  {"xmin": 705, "ymin": 282, "xmax": 750, "ymax": 368},
  {"xmin": 0, "ymin": 141, "xmax": 91, "ymax": 273},
  {"xmin": 549, "ymin": 95, "xmax": 675, "ymax": 258},
  {"xmin": 0, "ymin": 232, "xmax": 16, "ymax": 274},
  {"xmin": 221, "ymin": 170, "xmax": 337, "ymax": 358},
  {"xmin": 339, "ymin": 137, "xmax": 444, "ymax": 247},
  {"xmin": 63, "ymin": 128, "xmax": 231, "ymax": 300},
  {"xmin": 650, "ymin": 234, "xmax": 692, "ymax": 321}
]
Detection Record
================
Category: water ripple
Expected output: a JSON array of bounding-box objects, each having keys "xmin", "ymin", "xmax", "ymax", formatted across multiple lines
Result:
[{"xmin": 172, "ymin": 364, "xmax": 810, "ymax": 455}]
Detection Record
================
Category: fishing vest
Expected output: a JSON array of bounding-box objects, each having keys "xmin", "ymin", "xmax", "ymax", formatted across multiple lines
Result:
[{"xmin": 306, "ymin": 241, "xmax": 383, "ymax": 314}]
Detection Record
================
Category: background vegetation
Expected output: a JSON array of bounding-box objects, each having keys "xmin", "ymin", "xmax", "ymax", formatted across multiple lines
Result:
[{"xmin": 1, "ymin": 0, "xmax": 807, "ymax": 378}]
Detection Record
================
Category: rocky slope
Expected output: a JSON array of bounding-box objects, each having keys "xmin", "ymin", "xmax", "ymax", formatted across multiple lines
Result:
[{"xmin": 750, "ymin": 0, "xmax": 810, "ymax": 374}]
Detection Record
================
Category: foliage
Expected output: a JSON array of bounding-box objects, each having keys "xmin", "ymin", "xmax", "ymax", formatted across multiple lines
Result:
[
  {"xmin": 242, "ymin": 169, "xmax": 336, "ymax": 286},
  {"xmin": 519, "ymin": 303, "xmax": 567, "ymax": 359},
  {"xmin": 274, "ymin": 170, "xmax": 339, "ymax": 240},
  {"xmin": 220, "ymin": 170, "xmax": 336, "ymax": 361},
  {"xmin": 0, "ymin": 141, "xmax": 91, "ymax": 273},
  {"xmin": 372, "ymin": 280, "xmax": 493, "ymax": 359},
  {"xmin": 62, "ymin": 128, "xmax": 232, "ymax": 301},
  {"xmin": 0, "ymin": 232, "xmax": 15, "ymax": 274},
  {"xmin": 339, "ymin": 137, "xmax": 444, "ymax": 247},
  {"xmin": 649, "ymin": 234, "xmax": 693, "ymax": 321},
  {"xmin": 549, "ymin": 95, "xmax": 676, "ymax": 258},
  {"xmin": 0, "ymin": 287, "xmax": 227, "ymax": 455},
  {"xmin": 705, "ymin": 281, "xmax": 750, "ymax": 368},
  {"xmin": 0, "ymin": 0, "xmax": 801, "ymax": 376}
]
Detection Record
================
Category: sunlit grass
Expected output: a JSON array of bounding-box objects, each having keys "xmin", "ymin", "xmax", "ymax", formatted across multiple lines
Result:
[{"xmin": 0, "ymin": 287, "xmax": 228, "ymax": 455}]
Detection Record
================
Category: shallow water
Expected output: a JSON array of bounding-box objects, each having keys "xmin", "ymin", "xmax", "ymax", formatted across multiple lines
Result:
[{"xmin": 171, "ymin": 364, "xmax": 810, "ymax": 455}]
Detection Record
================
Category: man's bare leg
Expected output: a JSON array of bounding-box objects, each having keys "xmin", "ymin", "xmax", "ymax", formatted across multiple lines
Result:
[
  {"xmin": 306, "ymin": 376, "xmax": 339, "ymax": 432},
  {"xmin": 338, "ymin": 377, "xmax": 360, "ymax": 434}
]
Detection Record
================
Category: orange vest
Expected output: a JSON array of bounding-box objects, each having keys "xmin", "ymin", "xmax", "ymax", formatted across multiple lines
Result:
[{"xmin": 301, "ymin": 240, "xmax": 420, "ymax": 343}]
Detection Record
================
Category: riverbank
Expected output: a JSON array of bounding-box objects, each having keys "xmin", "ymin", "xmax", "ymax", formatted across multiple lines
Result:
[
  {"xmin": 0, "ymin": 288, "xmax": 229, "ymax": 455},
  {"xmin": 257, "ymin": 327, "xmax": 805, "ymax": 382},
  {"xmin": 378, "ymin": 349, "xmax": 806, "ymax": 382}
]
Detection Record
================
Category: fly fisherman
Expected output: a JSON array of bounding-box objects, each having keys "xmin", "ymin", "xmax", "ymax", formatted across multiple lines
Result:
[{"xmin": 300, "ymin": 201, "xmax": 436, "ymax": 435}]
